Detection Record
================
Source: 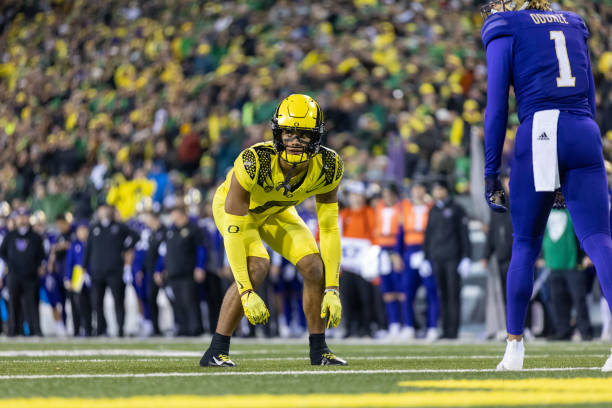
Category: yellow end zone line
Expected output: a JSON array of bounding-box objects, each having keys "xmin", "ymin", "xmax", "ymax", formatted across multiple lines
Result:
[{"xmin": 5, "ymin": 378, "xmax": 612, "ymax": 408}]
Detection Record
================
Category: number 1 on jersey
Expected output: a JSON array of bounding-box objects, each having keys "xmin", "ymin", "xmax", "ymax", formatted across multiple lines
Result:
[{"xmin": 550, "ymin": 31, "xmax": 576, "ymax": 88}]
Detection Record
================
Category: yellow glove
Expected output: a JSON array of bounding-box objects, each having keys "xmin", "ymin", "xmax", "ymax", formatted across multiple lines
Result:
[
  {"xmin": 320, "ymin": 289, "xmax": 342, "ymax": 328},
  {"xmin": 241, "ymin": 290, "xmax": 270, "ymax": 325}
]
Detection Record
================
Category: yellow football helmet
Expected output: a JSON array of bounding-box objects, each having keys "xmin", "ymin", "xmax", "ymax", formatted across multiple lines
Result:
[{"xmin": 271, "ymin": 94, "xmax": 325, "ymax": 165}]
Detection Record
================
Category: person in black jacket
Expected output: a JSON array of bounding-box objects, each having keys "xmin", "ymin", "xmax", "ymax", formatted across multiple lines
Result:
[
  {"xmin": 423, "ymin": 179, "xmax": 471, "ymax": 339},
  {"xmin": 156, "ymin": 205, "xmax": 206, "ymax": 336},
  {"xmin": 144, "ymin": 210, "xmax": 165, "ymax": 336},
  {"xmin": 0, "ymin": 207, "xmax": 45, "ymax": 336},
  {"xmin": 84, "ymin": 204, "xmax": 138, "ymax": 336}
]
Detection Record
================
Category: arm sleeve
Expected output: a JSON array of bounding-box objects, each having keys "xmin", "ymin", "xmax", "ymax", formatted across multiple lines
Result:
[
  {"xmin": 196, "ymin": 246, "xmax": 206, "ymax": 269},
  {"xmin": 122, "ymin": 225, "xmax": 139, "ymax": 250},
  {"xmin": 484, "ymin": 35, "xmax": 513, "ymax": 177},
  {"xmin": 154, "ymin": 255, "xmax": 164, "ymax": 274},
  {"xmin": 222, "ymin": 212, "xmax": 259, "ymax": 293},
  {"xmin": 316, "ymin": 201, "xmax": 341, "ymax": 288}
]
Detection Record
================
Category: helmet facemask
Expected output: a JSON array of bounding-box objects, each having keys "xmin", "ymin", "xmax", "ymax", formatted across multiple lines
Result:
[
  {"xmin": 272, "ymin": 126, "xmax": 322, "ymax": 166},
  {"xmin": 480, "ymin": 0, "xmax": 516, "ymax": 20}
]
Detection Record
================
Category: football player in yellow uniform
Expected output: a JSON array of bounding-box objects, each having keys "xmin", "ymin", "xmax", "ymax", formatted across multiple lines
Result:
[{"xmin": 200, "ymin": 94, "xmax": 346, "ymax": 367}]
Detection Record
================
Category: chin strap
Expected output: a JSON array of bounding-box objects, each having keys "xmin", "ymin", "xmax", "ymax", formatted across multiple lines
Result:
[{"xmin": 276, "ymin": 162, "xmax": 298, "ymax": 197}]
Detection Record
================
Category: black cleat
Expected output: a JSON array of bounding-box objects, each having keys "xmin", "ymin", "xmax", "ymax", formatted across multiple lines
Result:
[
  {"xmin": 200, "ymin": 350, "xmax": 237, "ymax": 367},
  {"xmin": 311, "ymin": 350, "xmax": 348, "ymax": 366}
]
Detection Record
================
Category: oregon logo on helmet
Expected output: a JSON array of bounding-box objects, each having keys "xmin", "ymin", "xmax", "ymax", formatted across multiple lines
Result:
[{"xmin": 271, "ymin": 94, "xmax": 325, "ymax": 165}]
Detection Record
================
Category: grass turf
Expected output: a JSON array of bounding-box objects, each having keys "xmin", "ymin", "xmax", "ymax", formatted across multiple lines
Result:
[{"xmin": 0, "ymin": 339, "xmax": 610, "ymax": 407}]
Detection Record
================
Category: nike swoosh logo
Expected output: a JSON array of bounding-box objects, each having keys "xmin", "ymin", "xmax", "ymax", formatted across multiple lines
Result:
[
  {"xmin": 238, "ymin": 281, "xmax": 244, "ymax": 289},
  {"xmin": 212, "ymin": 356, "xmax": 223, "ymax": 365}
]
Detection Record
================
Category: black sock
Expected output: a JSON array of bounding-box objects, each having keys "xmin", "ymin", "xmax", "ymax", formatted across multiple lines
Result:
[
  {"xmin": 210, "ymin": 332, "xmax": 231, "ymax": 354},
  {"xmin": 309, "ymin": 333, "xmax": 327, "ymax": 353}
]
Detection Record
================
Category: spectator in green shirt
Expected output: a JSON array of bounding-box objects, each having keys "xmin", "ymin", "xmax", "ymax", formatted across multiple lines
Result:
[{"xmin": 542, "ymin": 208, "xmax": 592, "ymax": 341}]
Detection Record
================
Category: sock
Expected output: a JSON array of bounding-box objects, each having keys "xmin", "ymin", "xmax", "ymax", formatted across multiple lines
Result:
[
  {"xmin": 506, "ymin": 236, "xmax": 542, "ymax": 335},
  {"xmin": 309, "ymin": 333, "xmax": 327, "ymax": 353},
  {"xmin": 210, "ymin": 332, "xmax": 231, "ymax": 354},
  {"xmin": 385, "ymin": 301, "xmax": 399, "ymax": 325}
]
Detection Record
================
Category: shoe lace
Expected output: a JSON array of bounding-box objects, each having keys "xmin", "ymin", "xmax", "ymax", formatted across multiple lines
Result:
[
  {"xmin": 217, "ymin": 354, "xmax": 231, "ymax": 362},
  {"xmin": 322, "ymin": 352, "xmax": 336, "ymax": 360}
]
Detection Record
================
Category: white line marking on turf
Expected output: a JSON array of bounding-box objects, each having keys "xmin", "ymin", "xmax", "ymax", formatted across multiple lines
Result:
[
  {"xmin": 0, "ymin": 352, "xmax": 606, "ymax": 361},
  {"xmin": 0, "ymin": 349, "xmax": 281, "ymax": 357},
  {"xmin": 0, "ymin": 350, "xmax": 201, "ymax": 357},
  {"xmin": 0, "ymin": 367, "xmax": 602, "ymax": 380}
]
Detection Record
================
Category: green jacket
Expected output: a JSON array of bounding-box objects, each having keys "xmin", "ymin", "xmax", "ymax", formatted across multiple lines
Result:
[{"xmin": 542, "ymin": 209, "xmax": 577, "ymax": 271}]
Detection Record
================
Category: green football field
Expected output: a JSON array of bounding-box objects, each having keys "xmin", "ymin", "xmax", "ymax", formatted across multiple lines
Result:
[{"xmin": 1, "ymin": 338, "xmax": 611, "ymax": 407}]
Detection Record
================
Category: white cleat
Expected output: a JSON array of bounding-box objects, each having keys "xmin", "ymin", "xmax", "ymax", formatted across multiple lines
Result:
[
  {"xmin": 602, "ymin": 348, "xmax": 612, "ymax": 372},
  {"xmin": 496, "ymin": 339, "xmax": 524, "ymax": 371},
  {"xmin": 399, "ymin": 326, "xmax": 415, "ymax": 341},
  {"xmin": 425, "ymin": 327, "xmax": 439, "ymax": 342}
]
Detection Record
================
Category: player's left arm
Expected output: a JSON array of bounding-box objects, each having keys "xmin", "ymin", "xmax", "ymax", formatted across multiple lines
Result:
[{"xmin": 316, "ymin": 185, "xmax": 342, "ymax": 328}]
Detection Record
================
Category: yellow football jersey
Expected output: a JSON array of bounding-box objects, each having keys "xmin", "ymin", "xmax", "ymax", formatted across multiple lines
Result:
[{"xmin": 217, "ymin": 142, "xmax": 343, "ymax": 221}]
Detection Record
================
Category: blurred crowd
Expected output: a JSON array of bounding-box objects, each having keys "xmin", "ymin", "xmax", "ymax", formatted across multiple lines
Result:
[{"xmin": 0, "ymin": 0, "xmax": 611, "ymax": 338}]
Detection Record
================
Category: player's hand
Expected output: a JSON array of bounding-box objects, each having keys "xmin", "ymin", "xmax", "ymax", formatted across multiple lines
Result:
[
  {"xmin": 194, "ymin": 268, "xmax": 206, "ymax": 283},
  {"xmin": 458, "ymin": 257, "xmax": 471, "ymax": 279},
  {"xmin": 153, "ymin": 272, "xmax": 163, "ymax": 287},
  {"xmin": 320, "ymin": 288, "xmax": 342, "ymax": 328},
  {"xmin": 419, "ymin": 260, "xmax": 433, "ymax": 278},
  {"xmin": 241, "ymin": 290, "xmax": 269, "ymax": 325},
  {"xmin": 64, "ymin": 280, "xmax": 72, "ymax": 291},
  {"xmin": 391, "ymin": 253, "xmax": 404, "ymax": 272},
  {"xmin": 135, "ymin": 270, "xmax": 144, "ymax": 286},
  {"xmin": 484, "ymin": 175, "xmax": 507, "ymax": 213},
  {"xmin": 123, "ymin": 265, "xmax": 133, "ymax": 285}
]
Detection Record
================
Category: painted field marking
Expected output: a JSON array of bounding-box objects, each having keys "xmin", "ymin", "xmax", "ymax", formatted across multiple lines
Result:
[
  {"xmin": 0, "ymin": 349, "xmax": 606, "ymax": 359},
  {"xmin": 4, "ymin": 379, "xmax": 612, "ymax": 408},
  {"xmin": 0, "ymin": 367, "xmax": 602, "ymax": 380},
  {"xmin": 1, "ymin": 354, "xmax": 608, "ymax": 363}
]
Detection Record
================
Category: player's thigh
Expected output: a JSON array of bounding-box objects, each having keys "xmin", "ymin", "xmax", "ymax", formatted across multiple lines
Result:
[
  {"xmin": 258, "ymin": 207, "xmax": 319, "ymax": 266},
  {"xmin": 510, "ymin": 120, "xmax": 555, "ymax": 239},
  {"xmin": 557, "ymin": 114, "xmax": 610, "ymax": 242}
]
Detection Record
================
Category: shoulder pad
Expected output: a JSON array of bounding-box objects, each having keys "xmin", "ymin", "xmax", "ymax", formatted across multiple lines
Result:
[
  {"xmin": 241, "ymin": 149, "xmax": 257, "ymax": 180},
  {"xmin": 481, "ymin": 12, "xmax": 513, "ymax": 48},
  {"xmin": 252, "ymin": 144, "xmax": 275, "ymax": 188},
  {"xmin": 320, "ymin": 147, "xmax": 342, "ymax": 186}
]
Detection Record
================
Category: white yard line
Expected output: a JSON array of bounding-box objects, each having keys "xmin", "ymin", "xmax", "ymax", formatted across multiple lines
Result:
[
  {"xmin": 3, "ymin": 354, "xmax": 608, "ymax": 363},
  {"xmin": 0, "ymin": 351, "xmax": 606, "ymax": 360},
  {"xmin": 0, "ymin": 367, "xmax": 602, "ymax": 380}
]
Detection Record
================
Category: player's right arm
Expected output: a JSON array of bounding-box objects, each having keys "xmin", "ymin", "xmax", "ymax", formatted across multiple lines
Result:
[
  {"xmin": 224, "ymin": 152, "xmax": 270, "ymax": 325},
  {"xmin": 223, "ymin": 172, "xmax": 256, "ymax": 293}
]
